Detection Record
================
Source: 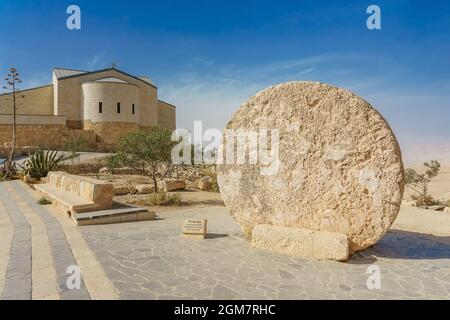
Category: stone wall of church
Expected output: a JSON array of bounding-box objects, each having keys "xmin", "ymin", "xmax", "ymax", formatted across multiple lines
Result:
[
  {"xmin": 83, "ymin": 120, "xmax": 140, "ymax": 151},
  {"xmin": 0, "ymin": 124, "xmax": 65, "ymax": 150},
  {"xmin": 82, "ymin": 82, "xmax": 140, "ymax": 124},
  {"xmin": 55, "ymin": 69, "xmax": 158, "ymax": 126},
  {"xmin": 0, "ymin": 122, "xmax": 97, "ymax": 156},
  {"xmin": 0, "ymin": 85, "xmax": 54, "ymax": 115},
  {"xmin": 157, "ymin": 100, "xmax": 176, "ymax": 130}
]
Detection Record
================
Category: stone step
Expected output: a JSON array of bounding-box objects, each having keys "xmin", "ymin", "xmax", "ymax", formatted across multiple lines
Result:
[
  {"xmin": 73, "ymin": 206, "xmax": 156, "ymax": 226},
  {"xmin": 34, "ymin": 183, "xmax": 100, "ymax": 213}
]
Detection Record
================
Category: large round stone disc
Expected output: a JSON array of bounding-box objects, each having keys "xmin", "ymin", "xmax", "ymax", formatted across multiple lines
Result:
[{"xmin": 217, "ymin": 81, "xmax": 404, "ymax": 253}]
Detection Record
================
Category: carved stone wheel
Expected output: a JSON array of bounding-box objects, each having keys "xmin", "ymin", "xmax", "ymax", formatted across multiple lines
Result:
[{"xmin": 217, "ymin": 81, "xmax": 404, "ymax": 253}]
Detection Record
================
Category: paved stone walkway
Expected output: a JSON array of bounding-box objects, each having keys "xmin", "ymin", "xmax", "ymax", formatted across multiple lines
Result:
[
  {"xmin": 81, "ymin": 208, "xmax": 450, "ymax": 300},
  {"xmin": 0, "ymin": 183, "xmax": 32, "ymax": 299},
  {"xmin": 0, "ymin": 181, "xmax": 117, "ymax": 300},
  {"xmin": 1, "ymin": 180, "xmax": 450, "ymax": 299}
]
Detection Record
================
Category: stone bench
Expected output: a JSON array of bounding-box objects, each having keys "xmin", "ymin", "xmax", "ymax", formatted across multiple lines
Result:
[{"xmin": 35, "ymin": 171, "xmax": 113, "ymax": 213}]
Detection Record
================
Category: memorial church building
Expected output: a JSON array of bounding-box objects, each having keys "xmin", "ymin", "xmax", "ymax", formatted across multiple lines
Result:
[{"xmin": 0, "ymin": 66, "xmax": 176, "ymax": 151}]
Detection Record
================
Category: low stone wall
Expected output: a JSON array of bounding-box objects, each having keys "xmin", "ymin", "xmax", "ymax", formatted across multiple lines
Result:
[
  {"xmin": 64, "ymin": 129, "xmax": 98, "ymax": 149},
  {"xmin": 0, "ymin": 121, "xmax": 165, "ymax": 154},
  {"xmin": 0, "ymin": 124, "xmax": 97, "ymax": 153},
  {"xmin": 66, "ymin": 120, "xmax": 83, "ymax": 129},
  {"xmin": 0, "ymin": 114, "xmax": 66, "ymax": 125},
  {"xmin": 83, "ymin": 121, "xmax": 140, "ymax": 151},
  {"xmin": 60, "ymin": 162, "xmax": 104, "ymax": 175},
  {"xmin": 0, "ymin": 145, "xmax": 39, "ymax": 158},
  {"xmin": 0, "ymin": 124, "xmax": 66, "ymax": 150}
]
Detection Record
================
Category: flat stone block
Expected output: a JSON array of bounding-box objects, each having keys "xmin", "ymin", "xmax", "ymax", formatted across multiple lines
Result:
[
  {"xmin": 135, "ymin": 184, "xmax": 155, "ymax": 194},
  {"xmin": 251, "ymin": 224, "xmax": 349, "ymax": 261},
  {"xmin": 75, "ymin": 210, "xmax": 155, "ymax": 226},
  {"xmin": 162, "ymin": 179, "xmax": 186, "ymax": 192},
  {"xmin": 76, "ymin": 215, "xmax": 121, "ymax": 226},
  {"xmin": 120, "ymin": 213, "xmax": 139, "ymax": 222},
  {"xmin": 182, "ymin": 233, "xmax": 206, "ymax": 240},
  {"xmin": 182, "ymin": 218, "xmax": 207, "ymax": 239},
  {"xmin": 137, "ymin": 211, "xmax": 156, "ymax": 221}
]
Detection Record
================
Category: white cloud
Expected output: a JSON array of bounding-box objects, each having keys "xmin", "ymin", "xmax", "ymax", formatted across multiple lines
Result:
[
  {"xmin": 159, "ymin": 74, "xmax": 263, "ymax": 133},
  {"xmin": 159, "ymin": 54, "xmax": 450, "ymax": 165},
  {"xmin": 246, "ymin": 54, "xmax": 335, "ymax": 77},
  {"xmin": 158, "ymin": 53, "xmax": 365, "ymax": 132},
  {"xmin": 87, "ymin": 52, "xmax": 107, "ymax": 70}
]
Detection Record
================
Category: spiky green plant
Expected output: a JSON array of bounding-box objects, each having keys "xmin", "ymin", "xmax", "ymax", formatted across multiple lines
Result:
[{"xmin": 20, "ymin": 150, "xmax": 68, "ymax": 178}]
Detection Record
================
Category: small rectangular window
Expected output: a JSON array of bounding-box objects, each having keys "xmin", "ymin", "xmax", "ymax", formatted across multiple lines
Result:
[
  {"xmin": 132, "ymin": 104, "xmax": 135, "ymax": 115},
  {"xmin": 117, "ymin": 102, "xmax": 121, "ymax": 114},
  {"xmin": 99, "ymin": 102, "xmax": 102, "ymax": 113}
]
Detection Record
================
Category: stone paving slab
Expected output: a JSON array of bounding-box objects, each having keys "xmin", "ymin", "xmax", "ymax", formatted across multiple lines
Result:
[
  {"xmin": 0, "ymin": 183, "xmax": 32, "ymax": 300},
  {"xmin": 9, "ymin": 181, "xmax": 91, "ymax": 300},
  {"xmin": 13, "ymin": 181, "xmax": 118, "ymax": 300},
  {"xmin": 80, "ymin": 206, "xmax": 450, "ymax": 300},
  {"xmin": 2, "ymin": 180, "xmax": 450, "ymax": 300},
  {"xmin": 5, "ymin": 183, "xmax": 60, "ymax": 299}
]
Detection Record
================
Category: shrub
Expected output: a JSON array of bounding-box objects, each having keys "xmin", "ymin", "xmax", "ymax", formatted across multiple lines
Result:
[
  {"xmin": 0, "ymin": 160, "xmax": 18, "ymax": 181},
  {"xmin": 411, "ymin": 194, "xmax": 443, "ymax": 207},
  {"xmin": 148, "ymin": 192, "xmax": 166, "ymax": 206},
  {"xmin": 117, "ymin": 127, "xmax": 176, "ymax": 192},
  {"xmin": 147, "ymin": 192, "xmax": 182, "ymax": 206},
  {"xmin": 63, "ymin": 136, "xmax": 88, "ymax": 156},
  {"xmin": 405, "ymin": 160, "xmax": 441, "ymax": 206},
  {"xmin": 20, "ymin": 150, "xmax": 69, "ymax": 178},
  {"xmin": 103, "ymin": 153, "xmax": 123, "ymax": 174},
  {"xmin": 166, "ymin": 193, "xmax": 182, "ymax": 206},
  {"xmin": 38, "ymin": 197, "xmax": 52, "ymax": 205}
]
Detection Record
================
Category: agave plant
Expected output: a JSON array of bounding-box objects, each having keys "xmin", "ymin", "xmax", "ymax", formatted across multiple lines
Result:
[{"xmin": 20, "ymin": 150, "xmax": 69, "ymax": 178}]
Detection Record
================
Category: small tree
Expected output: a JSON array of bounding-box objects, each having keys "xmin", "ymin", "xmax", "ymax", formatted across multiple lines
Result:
[
  {"xmin": 117, "ymin": 127, "xmax": 175, "ymax": 192},
  {"xmin": 405, "ymin": 160, "xmax": 441, "ymax": 206},
  {"xmin": 63, "ymin": 135, "xmax": 88, "ymax": 159},
  {"xmin": 103, "ymin": 153, "xmax": 123, "ymax": 174},
  {"xmin": 2, "ymin": 68, "xmax": 23, "ymax": 180}
]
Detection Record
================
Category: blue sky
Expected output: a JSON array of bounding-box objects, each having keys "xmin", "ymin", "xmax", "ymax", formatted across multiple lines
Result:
[{"xmin": 1, "ymin": 0, "xmax": 449, "ymax": 164}]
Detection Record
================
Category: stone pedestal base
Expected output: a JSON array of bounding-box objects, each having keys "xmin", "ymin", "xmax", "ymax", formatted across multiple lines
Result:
[
  {"xmin": 182, "ymin": 233, "xmax": 206, "ymax": 240},
  {"xmin": 251, "ymin": 225, "xmax": 349, "ymax": 261}
]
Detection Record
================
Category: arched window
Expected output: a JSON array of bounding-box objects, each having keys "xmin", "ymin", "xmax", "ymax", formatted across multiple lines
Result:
[
  {"xmin": 132, "ymin": 104, "xmax": 135, "ymax": 115},
  {"xmin": 117, "ymin": 102, "xmax": 121, "ymax": 114},
  {"xmin": 99, "ymin": 102, "xmax": 102, "ymax": 113}
]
